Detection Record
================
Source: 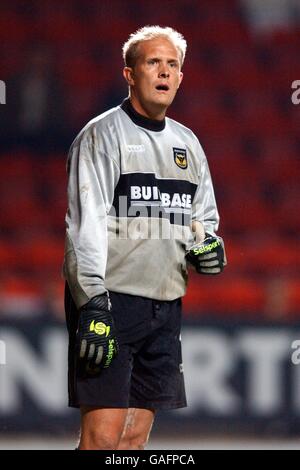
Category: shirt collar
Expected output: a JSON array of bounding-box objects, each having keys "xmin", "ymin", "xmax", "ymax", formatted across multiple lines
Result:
[{"xmin": 120, "ymin": 98, "xmax": 166, "ymax": 132}]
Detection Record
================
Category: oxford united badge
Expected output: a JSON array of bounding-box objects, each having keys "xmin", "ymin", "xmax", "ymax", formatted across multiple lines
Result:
[{"xmin": 173, "ymin": 148, "xmax": 187, "ymax": 169}]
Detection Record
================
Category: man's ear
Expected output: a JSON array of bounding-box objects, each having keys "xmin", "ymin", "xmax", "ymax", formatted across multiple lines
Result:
[
  {"xmin": 123, "ymin": 67, "xmax": 135, "ymax": 86},
  {"xmin": 177, "ymin": 71, "xmax": 183, "ymax": 89}
]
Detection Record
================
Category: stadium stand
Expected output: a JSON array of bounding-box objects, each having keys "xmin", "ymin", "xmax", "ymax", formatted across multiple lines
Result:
[{"xmin": 0, "ymin": 0, "xmax": 299, "ymax": 320}]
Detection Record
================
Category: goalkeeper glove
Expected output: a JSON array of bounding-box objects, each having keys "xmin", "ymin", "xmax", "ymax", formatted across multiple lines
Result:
[
  {"xmin": 76, "ymin": 293, "xmax": 118, "ymax": 376},
  {"xmin": 186, "ymin": 234, "xmax": 226, "ymax": 275}
]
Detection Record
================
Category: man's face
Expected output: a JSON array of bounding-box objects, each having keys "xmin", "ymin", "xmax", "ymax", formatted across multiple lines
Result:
[{"xmin": 124, "ymin": 37, "xmax": 183, "ymax": 118}]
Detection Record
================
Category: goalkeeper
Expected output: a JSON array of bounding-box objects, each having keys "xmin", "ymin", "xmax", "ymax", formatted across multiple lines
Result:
[{"xmin": 63, "ymin": 25, "xmax": 226, "ymax": 450}]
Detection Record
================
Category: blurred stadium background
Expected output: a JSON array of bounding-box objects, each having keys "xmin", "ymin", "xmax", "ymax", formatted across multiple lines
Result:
[{"xmin": 0, "ymin": 0, "xmax": 300, "ymax": 450}]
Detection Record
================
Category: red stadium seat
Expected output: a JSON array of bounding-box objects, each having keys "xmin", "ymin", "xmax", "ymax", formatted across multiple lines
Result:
[
  {"xmin": 0, "ymin": 240, "xmax": 20, "ymax": 269},
  {"xmin": 195, "ymin": 19, "xmax": 251, "ymax": 46},
  {"xmin": 0, "ymin": 152, "xmax": 35, "ymax": 179},
  {"xmin": 183, "ymin": 274, "xmax": 266, "ymax": 316},
  {"xmin": 21, "ymin": 238, "xmax": 64, "ymax": 273},
  {"xmin": 0, "ymin": 13, "xmax": 29, "ymax": 42},
  {"xmin": 0, "ymin": 277, "xmax": 41, "ymax": 297},
  {"xmin": 287, "ymin": 280, "xmax": 300, "ymax": 317}
]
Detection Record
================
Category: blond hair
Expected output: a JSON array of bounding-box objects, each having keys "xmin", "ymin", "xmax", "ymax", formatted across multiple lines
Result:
[{"xmin": 122, "ymin": 25, "xmax": 187, "ymax": 68}]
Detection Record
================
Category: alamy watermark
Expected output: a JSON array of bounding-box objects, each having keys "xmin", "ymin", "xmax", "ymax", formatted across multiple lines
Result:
[
  {"xmin": 0, "ymin": 340, "xmax": 6, "ymax": 365},
  {"xmin": 291, "ymin": 80, "xmax": 300, "ymax": 105},
  {"xmin": 291, "ymin": 340, "xmax": 300, "ymax": 365},
  {"xmin": 73, "ymin": 192, "xmax": 206, "ymax": 242},
  {"xmin": 0, "ymin": 80, "xmax": 6, "ymax": 104}
]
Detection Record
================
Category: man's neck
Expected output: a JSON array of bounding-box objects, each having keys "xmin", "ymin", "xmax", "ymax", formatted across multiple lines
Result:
[
  {"xmin": 121, "ymin": 98, "xmax": 166, "ymax": 132},
  {"xmin": 129, "ymin": 95, "xmax": 166, "ymax": 121}
]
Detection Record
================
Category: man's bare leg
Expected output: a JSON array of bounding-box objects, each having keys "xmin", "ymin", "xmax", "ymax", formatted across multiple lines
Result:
[
  {"xmin": 78, "ymin": 406, "xmax": 155, "ymax": 450},
  {"xmin": 79, "ymin": 406, "xmax": 128, "ymax": 450},
  {"xmin": 117, "ymin": 408, "xmax": 155, "ymax": 450}
]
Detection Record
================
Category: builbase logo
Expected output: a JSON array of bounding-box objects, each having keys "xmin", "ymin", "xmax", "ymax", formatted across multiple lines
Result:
[
  {"xmin": 0, "ymin": 81, "xmax": 6, "ymax": 104},
  {"xmin": 0, "ymin": 340, "xmax": 6, "ymax": 365}
]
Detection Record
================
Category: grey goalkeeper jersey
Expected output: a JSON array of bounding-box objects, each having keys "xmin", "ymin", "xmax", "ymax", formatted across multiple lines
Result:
[{"xmin": 63, "ymin": 98, "xmax": 219, "ymax": 308}]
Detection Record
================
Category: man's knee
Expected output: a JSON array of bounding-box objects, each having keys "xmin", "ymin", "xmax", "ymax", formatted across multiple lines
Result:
[
  {"xmin": 118, "ymin": 428, "xmax": 149, "ymax": 450},
  {"xmin": 79, "ymin": 407, "xmax": 127, "ymax": 450},
  {"xmin": 79, "ymin": 428, "xmax": 121, "ymax": 450},
  {"xmin": 117, "ymin": 408, "xmax": 155, "ymax": 450}
]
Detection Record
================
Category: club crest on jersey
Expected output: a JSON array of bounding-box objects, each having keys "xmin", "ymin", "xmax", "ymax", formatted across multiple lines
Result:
[{"xmin": 173, "ymin": 148, "xmax": 187, "ymax": 169}]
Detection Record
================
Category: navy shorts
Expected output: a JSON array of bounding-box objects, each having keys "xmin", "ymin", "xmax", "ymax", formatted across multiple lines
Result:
[{"xmin": 65, "ymin": 283, "xmax": 187, "ymax": 410}]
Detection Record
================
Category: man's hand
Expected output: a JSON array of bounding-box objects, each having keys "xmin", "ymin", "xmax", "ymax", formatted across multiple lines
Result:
[
  {"xmin": 76, "ymin": 294, "xmax": 118, "ymax": 376},
  {"xmin": 186, "ymin": 234, "xmax": 227, "ymax": 275}
]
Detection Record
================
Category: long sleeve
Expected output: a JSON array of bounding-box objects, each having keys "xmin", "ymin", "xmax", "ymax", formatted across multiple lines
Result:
[
  {"xmin": 192, "ymin": 139, "xmax": 220, "ymax": 238},
  {"xmin": 63, "ymin": 126, "xmax": 120, "ymax": 309}
]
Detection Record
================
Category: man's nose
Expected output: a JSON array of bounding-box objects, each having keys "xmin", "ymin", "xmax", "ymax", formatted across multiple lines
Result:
[{"xmin": 158, "ymin": 65, "xmax": 169, "ymax": 78}]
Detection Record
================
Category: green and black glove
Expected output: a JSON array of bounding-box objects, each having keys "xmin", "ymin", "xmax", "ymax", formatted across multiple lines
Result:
[
  {"xmin": 76, "ymin": 293, "xmax": 118, "ymax": 376},
  {"xmin": 186, "ymin": 234, "xmax": 227, "ymax": 275}
]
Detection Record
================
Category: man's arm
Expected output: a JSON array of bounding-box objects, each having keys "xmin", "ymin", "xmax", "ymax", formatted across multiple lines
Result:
[
  {"xmin": 187, "ymin": 139, "xmax": 226, "ymax": 274},
  {"xmin": 191, "ymin": 140, "xmax": 219, "ymax": 239},
  {"xmin": 64, "ymin": 126, "xmax": 120, "ymax": 309}
]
